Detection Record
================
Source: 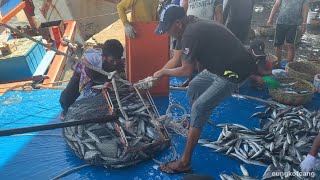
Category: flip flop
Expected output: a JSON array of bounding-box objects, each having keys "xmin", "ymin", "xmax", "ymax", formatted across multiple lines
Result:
[
  {"xmin": 160, "ymin": 161, "xmax": 192, "ymax": 174},
  {"xmin": 183, "ymin": 174, "xmax": 214, "ymax": 180}
]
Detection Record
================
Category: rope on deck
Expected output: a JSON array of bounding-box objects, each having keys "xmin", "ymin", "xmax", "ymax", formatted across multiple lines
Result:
[
  {"xmin": 0, "ymin": 79, "xmax": 69, "ymax": 96},
  {"xmin": 51, "ymin": 164, "xmax": 91, "ymax": 180},
  {"xmin": 169, "ymin": 86, "xmax": 278, "ymax": 106}
]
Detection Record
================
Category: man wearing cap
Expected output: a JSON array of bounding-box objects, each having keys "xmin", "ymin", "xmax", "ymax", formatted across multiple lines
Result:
[
  {"xmin": 117, "ymin": 0, "xmax": 159, "ymax": 38},
  {"xmin": 172, "ymin": 0, "xmax": 224, "ymax": 87},
  {"xmin": 152, "ymin": 5, "xmax": 266, "ymax": 174},
  {"xmin": 248, "ymin": 40, "xmax": 273, "ymax": 90}
]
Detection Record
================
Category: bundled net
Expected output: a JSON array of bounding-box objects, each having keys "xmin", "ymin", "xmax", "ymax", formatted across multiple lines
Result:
[{"xmin": 62, "ymin": 74, "xmax": 170, "ymax": 168}]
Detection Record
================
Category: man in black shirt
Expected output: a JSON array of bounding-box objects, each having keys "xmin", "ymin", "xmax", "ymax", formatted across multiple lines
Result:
[
  {"xmin": 153, "ymin": 5, "xmax": 265, "ymax": 174},
  {"xmin": 223, "ymin": 0, "xmax": 254, "ymax": 43}
]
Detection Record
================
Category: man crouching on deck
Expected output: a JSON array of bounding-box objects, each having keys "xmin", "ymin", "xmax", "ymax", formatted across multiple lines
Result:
[
  {"xmin": 152, "ymin": 5, "xmax": 268, "ymax": 174},
  {"xmin": 59, "ymin": 39, "xmax": 125, "ymax": 118}
]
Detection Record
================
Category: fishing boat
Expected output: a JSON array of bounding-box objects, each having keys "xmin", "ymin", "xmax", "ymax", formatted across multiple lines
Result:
[
  {"xmin": 0, "ymin": 0, "xmax": 77, "ymax": 95},
  {"xmin": 1, "ymin": 1, "xmax": 320, "ymax": 180},
  {"xmin": 40, "ymin": 0, "xmax": 120, "ymax": 44}
]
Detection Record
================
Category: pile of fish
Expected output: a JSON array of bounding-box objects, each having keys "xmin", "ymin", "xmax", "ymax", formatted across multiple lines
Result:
[
  {"xmin": 220, "ymin": 164, "xmax": 258, "ymax": 180},
  {"xmin": 199, "ymin": 104, "xmax": 320, "ymax": 179},
  {"xmin": 277, "ymin": 82, "xmax": 310, "ymax": 95},
  {"xmin": 63, "ymin": 75, "xmax": 170, "ymax": 168}
]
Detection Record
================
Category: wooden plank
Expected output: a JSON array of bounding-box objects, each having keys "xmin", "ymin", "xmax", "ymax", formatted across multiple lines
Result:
[
  {"xmin": 0, "ymin": 80, "xmax": 31, "ymax": 96},
  {"xmin": 43, "ymin": 20, "xmax": 77, "ymax": 87},
  {"xmin": 1, "ymin": 1, "xmax": 26, "ymax": 23},
  {"xmin": 33, "ymin": 50, "xmax": 56, "ymax": 77}
]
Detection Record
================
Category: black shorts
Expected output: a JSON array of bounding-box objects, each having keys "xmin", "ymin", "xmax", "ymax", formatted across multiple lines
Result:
[{"xmin": 274, "ymin": 24, "xmax": 298, "ymax": 47}]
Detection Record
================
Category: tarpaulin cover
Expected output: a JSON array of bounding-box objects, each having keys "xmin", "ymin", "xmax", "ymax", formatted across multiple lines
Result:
[{"xmin": 0, "ymin": 76, "xmax": 319, "ymax": 179}]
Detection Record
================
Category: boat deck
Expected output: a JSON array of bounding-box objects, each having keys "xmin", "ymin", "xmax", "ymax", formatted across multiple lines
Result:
[{"xmin": 0, "ymin": 75, "xmax": 319, "ymax": 179}]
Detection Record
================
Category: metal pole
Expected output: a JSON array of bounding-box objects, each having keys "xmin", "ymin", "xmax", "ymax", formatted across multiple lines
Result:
[
  {"xmin": 0, "ymin": 22, "xmax": 74, "ymax": 59},
  {"xmin": 0, "ymin": 115, "xmax": 118, "ymax": 136},
  {"xmin": 0, "ymin": 22, "xmax": 116, "ymax": 78}
]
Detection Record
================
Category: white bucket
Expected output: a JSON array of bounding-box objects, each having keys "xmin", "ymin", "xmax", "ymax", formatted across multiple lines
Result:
[
  {"xmin": 307, "ymin": 11, "xmax": 318, "ymax": 24},
  {"xmin": 314, "ymin": 74, "xmax": 320, "ymax": 93}
]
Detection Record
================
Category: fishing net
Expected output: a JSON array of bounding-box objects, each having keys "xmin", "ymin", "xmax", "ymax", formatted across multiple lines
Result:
[{"xmin": 62, "ymin": 73, "xmax": 170, "ymax": 168}]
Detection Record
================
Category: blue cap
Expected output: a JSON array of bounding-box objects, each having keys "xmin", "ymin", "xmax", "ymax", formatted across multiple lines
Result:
[{"xmin": 155, "ymin": 4, "xmax": 185, "ymax": 35}]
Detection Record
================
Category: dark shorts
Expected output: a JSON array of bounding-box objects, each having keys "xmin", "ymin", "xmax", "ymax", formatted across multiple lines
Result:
[
  {"xmin": 274, "ymin": 24, "xmax": 298, "ymax": 47},
  {"xmin": 226, "ymin": 22, "xmax": 250, "ymax": 44}
]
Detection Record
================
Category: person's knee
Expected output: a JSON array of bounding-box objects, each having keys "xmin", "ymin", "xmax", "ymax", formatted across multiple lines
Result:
[
  {"xmin": 187, "ymin": 80, "xmax": 200, "ymax": 101},
  {"xmin": 190, "ymin": 101, "xmax": 207, "ymax": 128},
  {"xmin": 287, "ymin": 43, "xmax": 295, "ymax": 50}
]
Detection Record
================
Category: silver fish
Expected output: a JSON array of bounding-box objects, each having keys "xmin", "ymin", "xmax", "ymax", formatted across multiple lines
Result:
[
  {"xmin": 85, "ymin": 130, "xmax": 101, "ymax": 143},
  {"xmin": 84, "ymin": 150, "xmax": 99, "ymax": 160},
  {"xmin": 240, "ymin": 164, "xmax": 249, "ymax": 176}
]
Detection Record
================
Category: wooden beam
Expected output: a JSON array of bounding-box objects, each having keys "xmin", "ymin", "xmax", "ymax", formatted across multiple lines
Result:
[
  {"xmin": 43, "ymin": 20, "xmax": 77, "ymax": 87},
  {"xmin": 33, "ymin": 50, "xmax": 56, "ymax": 77},
  {"xmin": 1, "ymin": 1, "xmax": 26, "ymax": 23}
]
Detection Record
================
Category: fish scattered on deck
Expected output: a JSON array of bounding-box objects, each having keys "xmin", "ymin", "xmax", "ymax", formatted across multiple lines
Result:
[{"xmin": 199, "ymin": 104, "xmax": 320, "ymax": 179}]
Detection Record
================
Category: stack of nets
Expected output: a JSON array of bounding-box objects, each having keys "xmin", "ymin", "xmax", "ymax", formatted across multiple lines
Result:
[{"xmin": 63, "ymin": 74, "xmax": 170, "ymax": 168}]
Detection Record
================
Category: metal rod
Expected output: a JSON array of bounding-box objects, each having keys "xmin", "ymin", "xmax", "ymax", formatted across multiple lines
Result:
[
  {"xmin": 0, "ymin": 22, "xmax": 118, "ymax": 78},
  {"xmin": 0, "ymin": 22, "xmax": 74, "ymax": 59},
  {"xmin": 0, "ymin": 115, "xmax": 118, "ymax": 136},
  {"xmin": 169, "ymin": 86, "xmax": 277, "ymax": 105}
]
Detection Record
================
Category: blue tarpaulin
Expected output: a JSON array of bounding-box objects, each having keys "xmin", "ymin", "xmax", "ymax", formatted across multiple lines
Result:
[
  {"xmin": 0, "ymin": 0, "xmax": 22, "ymax": 17},
  {"xmin": 0, "ymin": 77, "xmax": 319, "ymax": 180}
]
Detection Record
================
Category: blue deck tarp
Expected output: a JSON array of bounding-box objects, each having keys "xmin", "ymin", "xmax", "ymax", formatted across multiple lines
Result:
[
  {"xmin": 0, "ymin": 78, "xmax": 319, "ymax": 180},
  {"xmin": 0, "ymin": 0, "xmax": 22, "ymax": 17}
]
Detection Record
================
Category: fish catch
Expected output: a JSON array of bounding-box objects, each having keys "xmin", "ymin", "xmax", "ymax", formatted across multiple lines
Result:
[
  {"xmin": 199, "ymin": 103, "xmax": 320, "ymax": 179},
  {"xmin": 220, "ymin": 164, "xmax": 258, "ymax": 180},
  {"xmin": 277, "ymin": 81, "xmax": 310, "ymax": 94},
  {"xmin": 63, "ymin": 73, "xmax": 170, "ymax": 168}
]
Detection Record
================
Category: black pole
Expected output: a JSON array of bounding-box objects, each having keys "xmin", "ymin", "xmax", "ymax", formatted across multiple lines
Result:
[{"xmin": 0, "ymin": 115, "xmax": 118, "ymax": 136}]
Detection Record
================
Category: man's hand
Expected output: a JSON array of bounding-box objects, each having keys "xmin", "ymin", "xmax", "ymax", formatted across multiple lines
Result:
[
  {"xmin": 266, "ymin": 19, "xmax": 273, "ymax": 26},
  {"xmin": 124, "ymin": 23, "xmax": 136, "ymax": 38},
  {"xmin": 153, "ymin": 69, "xmax": 165, "ymax": 79},
  {"xmin": 300, "ymin": 154, "xmax": 316, "ymax": 172}
]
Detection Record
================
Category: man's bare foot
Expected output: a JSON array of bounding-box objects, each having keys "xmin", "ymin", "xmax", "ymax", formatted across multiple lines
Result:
[{"xmin": 160, "ymin": 159, "xmax": 192, "ymax": 174}]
